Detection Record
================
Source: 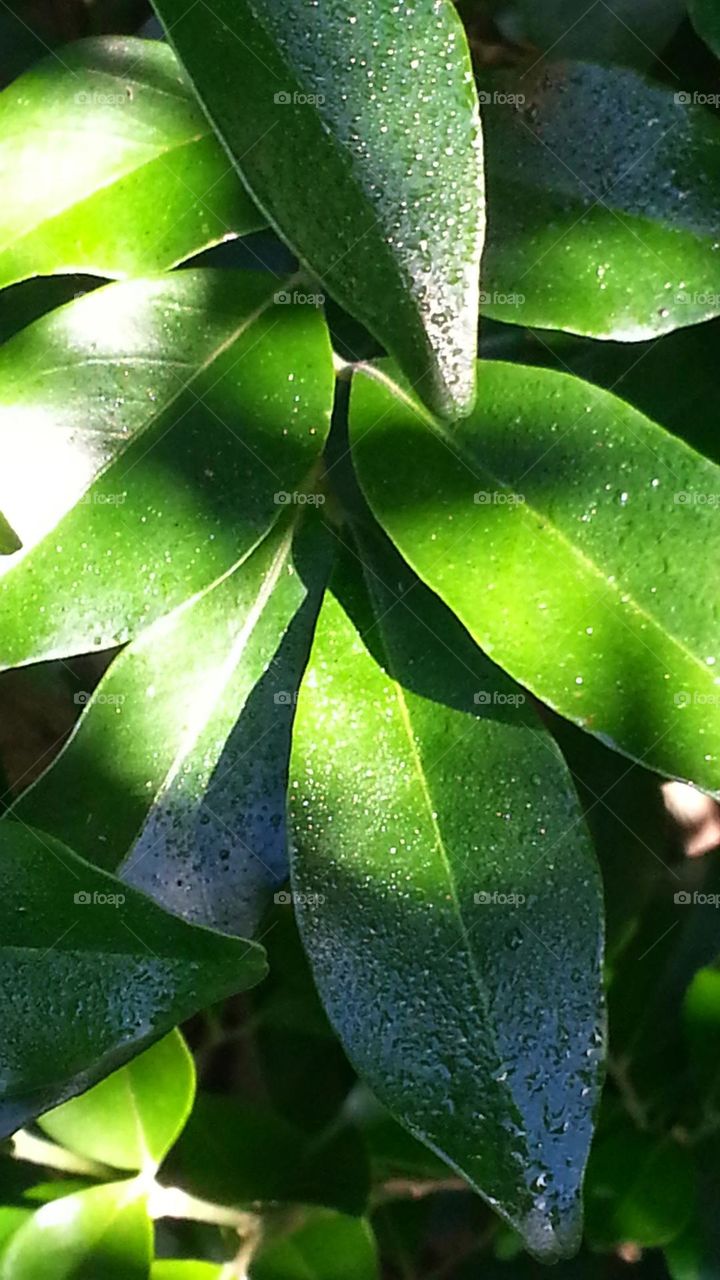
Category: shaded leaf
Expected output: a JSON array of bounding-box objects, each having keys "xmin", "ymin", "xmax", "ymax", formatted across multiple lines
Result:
[
  {"xmin": 38, "ymin": 1032, "xmax": 194, "ymax": 1173},
  {"xmin": 0, "ymin": 820, "xmax": 266, "ymax": 1135},
  {"xmin": 350, "ymin": 358, "xmax": 720, "ymax": 791},
  {"xmin": 0, "ymin": 269, "xmax": 334, "ymax": 667},
  {"xmin": 289, "ymin": 527, "xmax": 604, "ymax": 1260},
  {"xmin": 151, "ymin": 0, "xmax": 484, "ymax": 418},
  {"xmin": 584, "ymin": 1125, "xmax": 695, "ymax": 1249},
  {"xmin": 249, "ymin": 1211, "xmax": 378, "ymax": 1280},
  {"xmin": 0, "ymin": 37, "xmax": 263, "ymax": 290},
  {"xmin": 689, "ymin": 0, "xmax": 720, "ymax": 60},
  {"xmin": 480, "ymin": 62, "xmax": 720, "ymax": 339}
]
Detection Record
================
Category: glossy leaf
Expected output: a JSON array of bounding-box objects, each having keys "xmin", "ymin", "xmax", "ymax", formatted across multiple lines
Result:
[
  {"xmin": 250, "ymin": 1211, "xmax": 378, "ymax": 1280},
  {"xmin": 350, "ymin": 359, "xmax": 720, "ymax": 792},
  {"xmin": 289, "ymin": 529, "xmax": 604, "ymax": 1260},
  {"xmin": 0, "ymin": 37, "xmax": 263, "ymax": 291},
  {"xmin": 0, "ymin": 268, "xmax": 334, "ymax": 667},
  {"xmin": 14, "ymin": 511, "xmax": 331, "ymax": 937},
  {"xmin": 480, "ymin": 62, "xmax": 720, "ymax": 339},
  {"xmin": 152, "ymin": 1266, "xmax": 222, "ymax": 1280},
  {"xmin": 0, "ymin": 1181, "xmax": 152, "ymax": 1280},
  {"xmin": 38, "ymin": 1032, "xmax": 194, "ymax": 1173},
  {"xmin": 167, "ymin": 1092, "xmax": 369, "ymax": 1216},
  {"xmin": 689, "ymin": 0, "xmax": 720, "ymax": 59},
  {"xmin": 151, "ymin": 0, "xmax": 484, "ymax": 419},
  {"xmin": 0, "ymin": 820, "xmax": 266, "ymax": 1136}
]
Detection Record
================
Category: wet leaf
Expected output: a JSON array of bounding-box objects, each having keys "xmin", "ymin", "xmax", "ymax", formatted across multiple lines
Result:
[
  {"xmin": 0, "ymin": 1181, "xmax": 152, "ymax": 1279},
  {"xmin": 38, "ymin": 1031, "xmax": 194, "ymax": 1173},
  {"xmin": 0, "ymin": 37, "xmax": 263, "ymax": 290},
  {"xmin": 151, "ymin": 0, "xmax": 484, "ymax": 418},
  {"xmin": 289, "ymin": 528, "xmax": 604, "ymax": 1260},
  {"xmin": 0, "ymin": 820, "xmax": 266, "ymax": 1135},
  {"xmin": 480, "ymin": 62, "xmax": 720, "ymax": 339},
  {"xmin": 0, "ymin": 269, "xmax": 333, "ymax": 667},
  {"xmin": 350, "ymin": 359, "xmax": 720, "ymax": 792},
  {"xmin": 14, "ymin": 511, "xmax": 331, "ymax": 936}
]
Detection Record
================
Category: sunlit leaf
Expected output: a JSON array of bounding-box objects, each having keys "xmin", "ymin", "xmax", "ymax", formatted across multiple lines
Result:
[
  {"xmin": 38, "ymin": 1032, "xmax": 194, "ymax": 1173},
  {"xmin": 151, "ymin": 0, "xmax": 484, "ymax": 418},
  {"xmin": 0, "ymin": 37, "xmax": 263, "ymax": 291},
  {"xmin": 0, "ymin": 269, "xmax": 333, "ymax": 667},
  {"xmin": 0, "ymin": 1181, "xmax": 152, "ymax": 1280},
  {"xmin": 350, "ymin": 358, "xmax": 720, "ymax": 792}
]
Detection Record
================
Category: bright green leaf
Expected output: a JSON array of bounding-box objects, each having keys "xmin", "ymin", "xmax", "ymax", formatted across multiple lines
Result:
[
  {"xmin": 38, "ymin": 1032, "xmax": 194, "ymax": 1174},
  {"xmin": 480, "ymin": 62, "xmax": 720, "ymax": 339},
  {"xmin": 350, "ymin": 359, "xmax": 720, "ymax": 792},
  {"xmin": 0, "ymin": 820, "xmax": 266, "ymax": 1135},
  {"xmin": 289, "ymin": 528, "xmax": 604, "ymax": 1260},
  {"xmin": 249, "ymin": 1210, "xmax": 378, "ymax": 1280},
  {"xmin": 152, "ymin": 1266, "xmax": 222, "ymax": 1280},
  {"xmin": 0, "ymin": 37, "xmax": 263, "ymax": 291},
  {"xmin": 0, "ymin": 1181, "xmax": 152, "ymax": 1280},
  {"xmin": 151, "ymin": 0, "xmax": 484, "ymax": 419},
  {"xmin": 0, "ymin": 268, "xmax": 333, "ymax": 667},
  {"xmin": 13, "ymin": 511, "xmax": 331, "ymax": 939}
]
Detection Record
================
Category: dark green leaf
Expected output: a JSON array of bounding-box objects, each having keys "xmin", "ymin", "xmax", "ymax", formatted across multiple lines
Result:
[
  {"xmin": 0, "ymin": 511, "xmax": 19, "ymax": 556},
  {"xmin": 0, "ymin": 820, "xmax": 266, "ymax": 1135},
  {"xmin": 349, "ymin": 359, "xmax": 720, "ymax": 791},
  {"xmin": 0, "ymin": 269, "xmax": 334, "ymax": 667},
  {"xmin": 289, "ymin": 529, "xmax": 604, "ymax": 1260},
  {"xmin": 689, "ymin": 0, "xmax": 720, "ymax": 60},
  {"xmin": 0, "ymin": 1181, "xmax": 152, "ymax": 1279},
  {"xmin": 14, "ymin": 511, "xmax": 331, "ymax": 939},
  {"xmin": 151, "ymin": 0, "xmax": 484, "ymax": 418},
  {"xmin": 166, "ymin": 1093, "xmax": 369, "ymax": 1216},
  {"xmin": 38, "ymin": 1032, "xmax": 194, "ymax": 1173},
  {"xmin": 480, "ymin": 62, "xmax": 720, "ymax": 339},
  {"xmin": 249, "ymin": 1211, "xmax": 378, "ymax": 1280},
  {"xmin": 497, "ymin": 0, "xmax": 684, "ymax": 67},
  {"xmin": 0, "ymin": 37, "xmax": 263, "ymax": 290},
  {"xmin": 584, "ymin": 1126, "xmax": 695, "ymax": 1249}
]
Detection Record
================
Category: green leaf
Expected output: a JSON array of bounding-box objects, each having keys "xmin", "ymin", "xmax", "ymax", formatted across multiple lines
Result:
[
  {"xmin": 0, "ymin": 37, "xmax": 263, "ymax": 291},
  {"xmin": 13, "ymin": 511, "xmax": 331, "ymax": 939},
  {"xmin": 349, "ymin": 358, "xmax": 720, "ymax": 792},
  {"xmin": 480, "ymin": 62, "xmax": 720, "ymax": 339},
  {"xmin": 584, "ymin": 1126, "xmax": 695, "ymax": 1249},
  {"xmin": 249, "ymin": 1211, "xmax": 378, "ymax": 1280},
  {"xmin": 0, "ymin": 1181, "xmax": 152, "ymax": 1280},
  {"xmin": 38, "ymin": 1032, "xmax": 194, "ymax": 1174},
  {"xmin": 151, "ymin": 0, "xmax": 484, "ymax": 419},
  {"xmin": 665, "ymin": 1138, "xmax": 720, "ymax": 1279},
  {"xmin": 167, "ymin": 1093, "xmax": 369, "ymax": 1216},
  {"xmin": 0, "ymin": 510, "xmax": 19, "ymax": 556},
  {"xmin": 689, "ymin": 0, "xmax": 720, "ymax": 59},
  {"xmin": 0, "ymin": 268, "xmax": 334, "ymax": 668},
  {"xmin": 0, "ymin": 820, "xmax": 266, "ymax": 1135},
  {"xmin": 499, "ymin": 0, "xmax": 684, "ymax": 67},
  {"xmin": 288, "ymin": 527, "xmax": 605, "ymax": 1260},
  {"xmin": 152, "ymin": 1266, "xmax": 222, "ymax": 1280}
]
